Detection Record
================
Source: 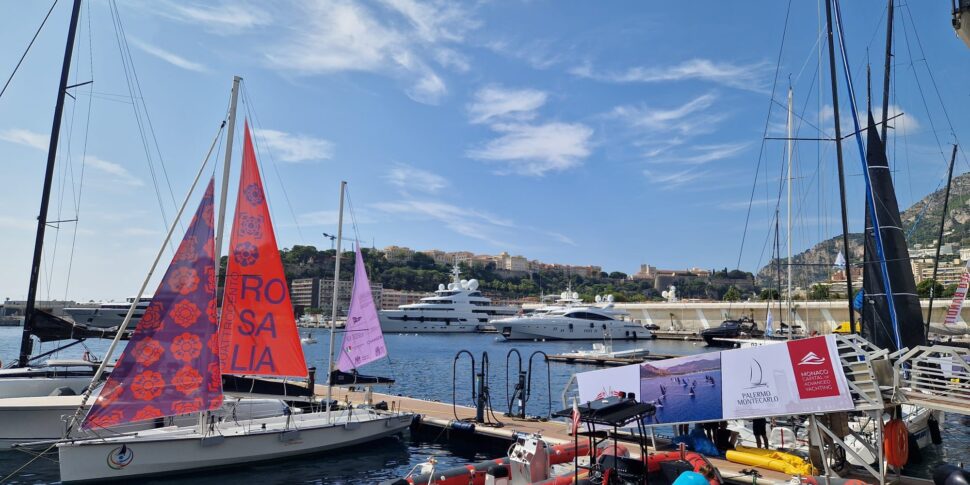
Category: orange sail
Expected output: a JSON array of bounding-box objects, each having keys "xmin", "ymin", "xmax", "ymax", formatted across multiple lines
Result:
[{"xmin": 219, "ymin": 121, "xmax": 308, "ymax": 377}]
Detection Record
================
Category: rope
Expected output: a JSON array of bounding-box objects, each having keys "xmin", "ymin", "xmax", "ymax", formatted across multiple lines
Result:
[{"xmin": 0, "ymin": 0, "xmax": 58, "ymax": 101}]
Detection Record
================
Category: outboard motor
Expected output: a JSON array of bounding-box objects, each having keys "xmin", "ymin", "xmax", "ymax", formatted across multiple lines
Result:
[{"xmin": 508, "ymin": 434, "xmax": 550, "ymax": 485}]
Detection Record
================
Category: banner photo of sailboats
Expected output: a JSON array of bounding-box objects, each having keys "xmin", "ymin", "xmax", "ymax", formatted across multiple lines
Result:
[
  {"xmin": 721, "ymin": 335, "xmax": 853, "ymax": 418},
  {"xmin": 640, "ymin": 353, "xmax": 722, "ymax": 424},
  {"xmin": 575, "ymin": 363, "xmax": 639, "ymax": 403}
]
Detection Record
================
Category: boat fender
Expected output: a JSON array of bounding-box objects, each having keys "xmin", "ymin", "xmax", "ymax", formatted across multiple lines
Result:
[
  {"xmin": 48, "ymin": 386, "xmax": 76, "ymax": 396},
  {"xmin": 487, "ymin": 465, "xmax": 509, "ymax": 478},
  {"xmin": 450, "ymin": 420, "xmax": 476, "ymax": 433},
  {"xmin": 933, "ymin": 464, "xmax": 970, "ymax": 485},
  {"xmin": 928, "ymin": 415, "xmax": 943, "ymax": 445},
  {"xmin": 884, "ymin": 418, "xmax": 909, "ymax": 468},
  {"xmin": 374, "ymin": 401, "xmax": 389, "ymax": 411},
  {"xmin": 673, "ymin": 471, "xmax": 710, "ymax": 485},
  {"xmin": 409, "ymin": 414, "xmax": 422, "ymax": 431}
]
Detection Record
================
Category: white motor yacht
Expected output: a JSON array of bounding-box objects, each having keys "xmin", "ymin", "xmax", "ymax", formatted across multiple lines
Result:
[
  {"xmin": 379, "ymin": 265, "xmax": 516, "ymax": 333},
  {"xmin": 63, "ymin": 297, "xmax": 150, "ymax": 329},
  {"xmin": 496, "ymin": 295, "xmax": 653, "ymax": 340}
]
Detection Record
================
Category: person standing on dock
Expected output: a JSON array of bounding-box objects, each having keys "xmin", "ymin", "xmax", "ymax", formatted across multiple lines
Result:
[{"xmin": 752, "ymin": 417, "xmax": 768, "ymax": 449}]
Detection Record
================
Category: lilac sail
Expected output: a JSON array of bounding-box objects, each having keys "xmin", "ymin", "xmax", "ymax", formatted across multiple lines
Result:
[
  {"xmin": 337, "ymin": 246, "xmax": 387, "ymax": 372},
  {"xmin": 83, "ymin": 179, "xmax": 222, "ymax": 429}
]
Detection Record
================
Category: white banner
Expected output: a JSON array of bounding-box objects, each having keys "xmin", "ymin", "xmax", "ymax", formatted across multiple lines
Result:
[
  {"xmin": 575, "ymin": 364, "xmax": 640, "ymax": 403},
  {"xmin": 721, "ymin": 335, "xmax": 853, "ymax": 419},
  {"xmin": 944, "ymin": 264, "xmax": 970, "ymax": 326}
]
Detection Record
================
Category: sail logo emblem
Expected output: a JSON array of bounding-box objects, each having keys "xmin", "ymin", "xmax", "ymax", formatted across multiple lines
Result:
[
  {"xmin": 747, "ymin": 358, "xmax": 768, "ymax": 388},
  {"xmin": 797, "ymin": 352, "xmax": 826, "ymax": 366},
  {"xmin": 106, "ymin": 445, "xmax": 133, "ymax": 469}
]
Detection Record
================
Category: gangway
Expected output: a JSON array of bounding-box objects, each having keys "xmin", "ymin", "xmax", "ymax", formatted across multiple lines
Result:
[{"xmin": 893, "ymin": 344, "xmax": 970, "ymax": 415}]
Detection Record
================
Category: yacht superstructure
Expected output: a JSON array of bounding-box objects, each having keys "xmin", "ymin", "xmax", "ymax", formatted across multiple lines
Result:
[
  {"xmin": 379, "ymin": 265, "xmax": 517, "ymax": 333},
  {"xmin": 62, "ymin": 297, "xmax": 149, "ymax": 329},
  {"xmin": 495, "ymin": 295, "xmax": 653, "ymax": 340}
]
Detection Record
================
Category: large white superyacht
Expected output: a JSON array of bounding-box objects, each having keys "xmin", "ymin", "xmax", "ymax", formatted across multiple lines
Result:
[
  {"xmin": 62, "ymin": 296, "xmax": 149, "ymax": 329},
  {"xmin": 495, "ymin": 294, "xmax": 654, "ymax": 340},
  {"xmin": 379, "ymin": 265, "xmax": 517, "ymax": 333}
]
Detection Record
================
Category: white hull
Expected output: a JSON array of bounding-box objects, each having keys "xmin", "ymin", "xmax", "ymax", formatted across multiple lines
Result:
[
  {"xmin": 58, "ymin": 409, "xmax": 413, "ymax": 482},
  {"xmin": 499, "ymin": 321, "xmax": 653, "ymax": 340},
  {"xmin": 0, "ymin": 396, "xmax": 289, "ymax": 450},
  {"xmin": 0, "ymin": 375, "xmax": 92, "ymax": 399},
  {"xmin": 379, "ymin": 315, "xmax": 480, "ymax": 333}
]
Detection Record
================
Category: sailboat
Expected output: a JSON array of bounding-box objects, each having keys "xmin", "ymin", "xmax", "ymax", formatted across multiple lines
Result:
[{"xmin": 55, "ymin": 124, "xmax": 412, "ymax": 482}]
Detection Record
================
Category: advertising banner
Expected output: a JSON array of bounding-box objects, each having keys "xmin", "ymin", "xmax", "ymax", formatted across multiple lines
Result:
[
  {"xmin": 721, "ymin": 335, "xmax": 853, "ymax": 419},
  {"xmin": 575, "ymin": 363, "xmax": 640, "ymax": 403}
]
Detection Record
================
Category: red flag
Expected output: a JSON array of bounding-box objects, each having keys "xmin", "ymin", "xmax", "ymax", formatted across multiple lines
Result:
[{"xmin": 219, "ymin": 121, "xmax": 308, "ymax": 378}]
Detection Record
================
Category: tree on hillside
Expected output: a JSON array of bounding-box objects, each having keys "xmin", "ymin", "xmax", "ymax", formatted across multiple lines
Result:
[
  {"xmin": 809, "ymin": 284, "xmax": 830, "ymax": 300},
  {"xmin": 916, "ymin": 278, "xmax": 945, "ymax": 298},
  {"xmin": 760, "ymin": 288, "xmax": 780, "ymax": 300},
  {"xmin": 608, "ymin": 271, "xmax": 628, "ymax": 279},
  {"xmin": 723, "ymin": 286, "xmax": 741, "ymax": 301}
]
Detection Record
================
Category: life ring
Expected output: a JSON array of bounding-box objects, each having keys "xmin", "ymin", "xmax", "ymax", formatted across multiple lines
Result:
[{"xmin": 884, "ymin": 418, "xmax": 909, "ymax": 468}]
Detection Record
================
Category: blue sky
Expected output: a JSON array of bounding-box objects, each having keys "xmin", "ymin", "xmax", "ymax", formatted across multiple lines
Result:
[{"xmin": 1, "ymin": 1, "xmax": 968, "ymax": 301}]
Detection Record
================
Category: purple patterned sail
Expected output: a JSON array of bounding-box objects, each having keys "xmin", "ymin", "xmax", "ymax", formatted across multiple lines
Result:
[
  {"xmin": 83, "ymin": 179, "xmax": 222, "ymax": 430},
  {"xmin": 337, "ymin": 246, "xmax": 388, "ymax": 372}
]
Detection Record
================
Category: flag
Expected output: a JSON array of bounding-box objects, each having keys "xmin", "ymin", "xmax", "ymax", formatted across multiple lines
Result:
[
  {"xmin": 571, "ymin": 399, "xmax": 581, "ymax": 436},
  {"xmin": 834, "ymin": 251, "xmax": 846, "ymax": 269},
  {"xmin": 765, "ymin": 310, "xmax": 774, "ymax": 337},
  {"xmin": 853, "ymin": 289, "xmax": 864, "ymax": 312}
]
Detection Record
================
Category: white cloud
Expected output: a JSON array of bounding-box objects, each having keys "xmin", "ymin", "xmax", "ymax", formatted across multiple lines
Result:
[
  {"xmin": 467, "ymin": 86, "xmax": 548, "ymax": 124},
  {"xmin": 651, "ymin": 143, "xmax": 750, "ymax": 165},
  {"xmin": 467, "ymin": 122, "xmax": 593, "ymax": 176},
  {"xmin": 84, "ymin": 156, "xmax": 143, "ymax": 186},
  {"xmin": 385, "ymin": 164, "xmax": 449, "ymax": 194},
  {"xmin": 130, "ymin": 38, "xmax": 208, "ymax": 73},
  {"xmin": 264, "ymin": 0, "xmax": 476, "ymax": 105},
  {"xmin": 0, "ymin": 128, "xmax": 48, "ymax": 151},
  {"xmin": 643, "ymin": 168, "xmax": 711, "ymax": 188},
  {"xmin": 121, "ymin": 227, "xmax": 162, "ymax": 236},
  {"xmin": 373, "ymin": 199, "xmax": 513, "ymax": 246},
  {"xmin": 610, "ymin": 93, "xmax": 722, "ymax": 135},
  {"xmin": 158, "ymin": 1, "xmax": 270, "ymax": 33},
  {"xmin": 573, "ymin": 58, "xmax": 771, "ymax": 92},
  {"xmin": 485, "ymin": 39, "xmax": 566, "ymax": 70},
  {"xmin": 255, "ymin": 129, "xmax": 334, "ymax": 163},
  {"xmin": 0, "ymin": 215, "xmax": 35, "ymax": 230}
]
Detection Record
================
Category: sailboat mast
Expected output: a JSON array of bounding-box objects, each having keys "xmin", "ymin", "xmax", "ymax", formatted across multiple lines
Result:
[
  {"xmin": 926, "ymin": 144, "xmax": 959, "ymax": 339},
  {"xmin": 786, "ymin": 86, "xmax": 794, "ymax": 339},
  {"xmin": 824, "ymin": 0, "xmax": 857, "ymax": 334},
  {"xmin": 881, "ymin": 0, "xmax": 894, "ymax": 142},
  {"xmin": 325, "ymin": 181, "xmax": 347, "ymax": 418},
  {"xmin": 18, "ymin": 0, "xmax": 83, "ymax": 368},
  {"xmin": 215, "ymin": 76, "xmax": 241, "ymax": 282}
]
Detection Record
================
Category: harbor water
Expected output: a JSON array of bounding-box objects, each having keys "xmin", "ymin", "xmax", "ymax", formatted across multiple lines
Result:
[{"xmin": 1, "ymin": 327, "xmax": 967, "ymax": 483}]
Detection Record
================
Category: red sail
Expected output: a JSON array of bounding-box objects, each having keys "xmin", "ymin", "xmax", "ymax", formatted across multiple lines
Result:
[
  {"xmin": 84, "ymin": 179, "xmax": 222, "ymax": 429},
  {"xmin": 219, "ymin": 122, "xmax": 308, "ymax": 377}
]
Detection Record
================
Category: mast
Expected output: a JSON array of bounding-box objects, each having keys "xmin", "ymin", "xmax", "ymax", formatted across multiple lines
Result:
[
  {"xmin": 786, "ymin": 86, "xmax": 794, "ymax": 339},
  {"xmin": 925, "ymin": 144, "xmax": 959, "ymax": 339},
  {"xmin": 881, "ymin": 0, "xmax": 894, "ymax": 142},
  {"xmin": 18, "ymin": 0, "xmax": 83, "ymax": 368},
  {"xmin": 824, "ymin": 0, "xmax": 857, "ymax": 334},
  {"xmin": 325, "ymin": 180, "xmax": 347, "ymax": 420},
  {"xmin": 215, "ymin": 76, "xmax": 241, "ymax": 282}
]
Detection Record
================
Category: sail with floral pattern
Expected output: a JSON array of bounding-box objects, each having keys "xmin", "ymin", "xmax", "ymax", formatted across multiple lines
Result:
[
  {"xmin": 218, "ymin": 121, "xmax": 308, "ymax": 378},
  {"xmin": 83, "ymin": 179, "xmax": 222, "ymax": 429}
]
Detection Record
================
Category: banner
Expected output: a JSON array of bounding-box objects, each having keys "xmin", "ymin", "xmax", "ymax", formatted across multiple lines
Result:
[
  {"xmin": 639, "ymin": 353, "xmax": 722, "ymax": 424},
  {"xmin": 720, "ymin": 335, "xmax": 853, "ymax": 419},
  {"xmin": 576, "ymin": 364, "xmax": 639, "ymax": 403}
]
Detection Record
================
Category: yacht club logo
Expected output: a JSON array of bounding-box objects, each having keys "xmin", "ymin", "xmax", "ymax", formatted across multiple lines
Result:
[
  {"xmin": 747, "ymin": 358, "xmax": 768, "ymax": 388},
  {"xmin": 106, "ymin": 444, "xmax": 134, "ymax": 469},
  {"xmin": 798, "ymin": 352, "xmax": 826, "ymax": 365}
]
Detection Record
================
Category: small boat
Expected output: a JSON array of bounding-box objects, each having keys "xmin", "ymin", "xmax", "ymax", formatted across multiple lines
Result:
[{"xmin": 301, "ymin": 333, "xmax": 317, "ymax": 345}]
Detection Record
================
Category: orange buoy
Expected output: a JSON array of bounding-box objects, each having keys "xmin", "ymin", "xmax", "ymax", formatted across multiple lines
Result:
[{"xmin": 884, "ymin": 418, "xmax": 909, "ymax": 468}]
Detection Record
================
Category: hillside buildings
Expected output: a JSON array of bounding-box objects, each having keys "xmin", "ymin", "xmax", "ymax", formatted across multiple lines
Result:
[{"xmin": 380, "ymin": 246, "xmax": 602, "ymax": 278}]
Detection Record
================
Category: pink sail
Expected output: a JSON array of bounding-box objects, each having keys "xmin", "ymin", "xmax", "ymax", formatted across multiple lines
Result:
[
  {"xmin": 337, "ymin": 246, "xmax": 387, "ymax": 372},
  {"xmin": 83, "ymin": 179, "xmax": 222, "ymax": 430}
]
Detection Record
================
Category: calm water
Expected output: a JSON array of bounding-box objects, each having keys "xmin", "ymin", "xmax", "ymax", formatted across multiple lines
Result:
[{"xmin": 0, "ymin": 327, "xmax": 967, "ymax": 482}]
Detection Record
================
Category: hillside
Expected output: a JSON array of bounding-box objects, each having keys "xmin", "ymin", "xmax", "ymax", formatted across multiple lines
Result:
[{"xmin": 758, "ymin": 172, "xmax": 970, "ymax": 286}]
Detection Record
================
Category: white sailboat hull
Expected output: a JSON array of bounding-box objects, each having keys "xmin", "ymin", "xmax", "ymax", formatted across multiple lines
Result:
[
  {"xmin": 0, "ymin": 375, "xmax": 92, "ymax": 399},
  {"xmin": 57, "ymin": 409, "xmax": 413, "ymax": 482}
]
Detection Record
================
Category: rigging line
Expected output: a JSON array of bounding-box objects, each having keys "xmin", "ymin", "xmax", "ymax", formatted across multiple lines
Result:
[
  {"xmin": 900, "ymin": 4, "xmax": 970, "ymax": 174},
  {"xmin": 896, "ymin": 11, "xmax": 949, "ymax": 170},
  {"xmin": 63, "ymin": 0, "xmax": 94, "ymax": 300},
  {"xmin": 0, "ymin": 0, "xmax": 59, "ymax": 101},
  {"xmin": 110, "ymin": 1, "xmax": 181, "ymax": 224},
  {"xmin": 344, "ymin": 186, "xmax": 363, "ymax": 246},
  {"xmin": 107, "ymin": 1, "xmax": 175, "ymax": 253},
  {"xmin": 736, "ymin": 0, "xmax": 794, "ymax": 271},
  {"xmin": 240, "ymin": 83, "xmax": 308, "ymax": 244}
]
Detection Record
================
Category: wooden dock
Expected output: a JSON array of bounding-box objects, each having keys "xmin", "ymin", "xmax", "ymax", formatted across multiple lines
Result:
[{"xmin": 318, "ymin": 384, "xmax": 793, "ymax": 485}]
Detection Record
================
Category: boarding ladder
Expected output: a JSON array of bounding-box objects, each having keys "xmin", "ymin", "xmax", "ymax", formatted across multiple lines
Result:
[{"xmin": 893, "ymin": 344, "xmax": 970, "ymax": 415}]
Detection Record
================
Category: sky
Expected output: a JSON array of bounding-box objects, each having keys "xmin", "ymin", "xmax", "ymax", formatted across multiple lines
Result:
[{"xmin": 1, "ymin": 1, "xmax": 969, "ymax": 301}]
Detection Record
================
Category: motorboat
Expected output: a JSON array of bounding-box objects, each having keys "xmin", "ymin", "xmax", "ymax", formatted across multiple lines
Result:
[
  {"xmin": 379, "ymin": 265, "xmax": 516, "ymax": 333},
  {"xmin": 700, "ymin": 317, "xmax": 763, "ymax": 347},
  {"xmin": 0, "ymin": 359, "xmax": 113, "ymax": 399},
  {"xmin": 62, "ymin": 297, "xmax": 150, "ymax": 329},
  {"xmin": 496, "ymin": 295, "xmax": 653, "ymax": 341}
]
